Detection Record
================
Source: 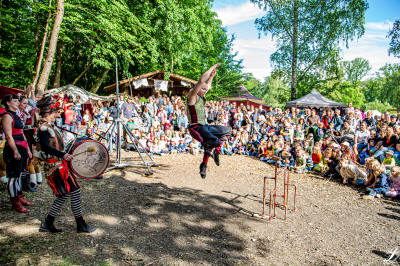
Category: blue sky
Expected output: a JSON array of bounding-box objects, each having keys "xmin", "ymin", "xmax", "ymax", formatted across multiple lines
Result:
[{"xmin": 212, "ymin": 0, "xmax": 400, "ymax": 80}]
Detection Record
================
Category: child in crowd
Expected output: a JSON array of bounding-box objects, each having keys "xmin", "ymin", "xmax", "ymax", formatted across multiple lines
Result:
[
  {"xmin": 341, "ymin": 142, "xmax": 356, "ymax": 163},
  {"xmin": 278, "ymin": 144, "xmax": 294, "ymax": 167},
  {"xmin": 385, "ymin": 166, "xmax": 400, "ymax": 198},
  {"xmin": 339, "ymin": 153, "xmax": 367, "ymax": 185},
  {"xmin": 169, "ymin": 139, "xmax": 178, "ymax": 154},
  {"xmin": 260, "ymin": 141, "xmax": 274, "ymax": 162},
  {"xmin": 247, "ymin": 134, "xmax": 259, "ymax": 156},
  {"xmin": 363, "ymin": 160, "xmax": 389, "ymax": 199},
  {"xmin": 293, "ymin": 148, "xmax": 307, "ymax": 173},
  {"xmin": 220, "ymin": 140, "xmax": 232, "ymax": 155},
  {"xmin": 359, "ymin": 138, "xmax": 375, "ymax": 165},
  {"xmin": 382, "ymin": 150, "xmax": 396, "ymax": 171},
  {"xmin": 138, "ymin": 134, "xmax": 149, "ymax": 152},
  {"xmin": 159, "ymin": 135, "xmax": 169, "ymax": 153},
  {"xmin": 177, "ymin": 139, "xmax": 187, "ymax": 153},
  {"xmin": 311, "ymin": 146, "xmax": 322, "ymax": 171},
  {"xmin": 325, "ymin": 148, "xmax": 341, "ymax": 179},
  {"xmin": 189, "ymin": 139, "xmax": 200, "ymax": 155},
  {"xmin": 303, "ymin": 139, "xmax": 313, "ymax": 156},
  {"xmin": 293, "ymin": 124, "xmax": 304, "ymax": 142},
  {"xmin": 149, "ymin": 139, "xmax": 162, "ymax": 156},
  {"xmin": 257, "ymin": 139, "xmax": 267, "ymax": 159}
]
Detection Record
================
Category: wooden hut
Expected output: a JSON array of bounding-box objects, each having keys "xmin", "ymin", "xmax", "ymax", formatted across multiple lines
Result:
[
  {"xmin": 221, "ymin": 84, "xmax": 269, "ymax": 110},
  {"xmin": 103, "ymin": 70, "xmax": 197, "ymax": 97}
]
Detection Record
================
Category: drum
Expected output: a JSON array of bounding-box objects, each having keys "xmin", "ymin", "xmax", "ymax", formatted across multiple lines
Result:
[{"xmin": 66, "ymin": 137, "xmax": 109, "ymax": 179}]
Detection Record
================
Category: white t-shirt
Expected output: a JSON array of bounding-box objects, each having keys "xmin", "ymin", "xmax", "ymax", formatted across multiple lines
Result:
[{"xmin": 355, "ymin": 130, "xmax": 370, "ymax": 144}]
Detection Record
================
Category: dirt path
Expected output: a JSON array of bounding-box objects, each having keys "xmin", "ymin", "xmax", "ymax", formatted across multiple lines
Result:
[{"xmin": 1, "ymin": 153, "xmax": 399, "ymax": 265}]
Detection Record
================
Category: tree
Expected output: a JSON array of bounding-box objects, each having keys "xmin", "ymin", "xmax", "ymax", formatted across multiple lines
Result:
[
  {"xmin": 0, "ymin": 0, "xmax": 46, "ymax": 89},
  {"xmin": 379, "ymin": 64, "xmax": 400, "ymax": 108},
  {"xmin": 177, "ymin": 28, "xmax": 244, "ymax": 100},
  {"xmin": 0, "ymin": 0, "xmax": 244, "ymax": 98},
  {"xmin": 243, "ymin": 73, "xmax": 263, "ymax": 98},
  {"xmin": 36, "ymin": 0, "xmax": 64, "ymax": 96},
  {"xmin": 251, "ymin": 0, "xmax": 368, "ymax": 100},
  {"xmin": 32, "ymin": 0, "xmax": 54, "ymax": 93},
  {"xmin": 341, "ymin": 57, "xmax": 371, "ymax": 86},
  {"xmin": 262, "ymin": 76, "xmax": 291, "ymax": 108},
  {"xmin": 388, "ymin": 20, "xmax": 400, "ymax": 58}
]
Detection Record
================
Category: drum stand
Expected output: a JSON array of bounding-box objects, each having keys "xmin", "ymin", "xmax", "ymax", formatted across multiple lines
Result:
[
  {"xmin": 99, "ymin": 118, "xmax": 156, "ymax": 176},
  {"xmin": 100, "ymin": 57, "xmax": 156, "ymax": 176}
]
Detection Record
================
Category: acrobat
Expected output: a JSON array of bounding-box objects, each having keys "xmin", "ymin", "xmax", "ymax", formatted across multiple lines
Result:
[{"xmin": 186, "ymin": 63, "xmax": 231, "ymax": 178}]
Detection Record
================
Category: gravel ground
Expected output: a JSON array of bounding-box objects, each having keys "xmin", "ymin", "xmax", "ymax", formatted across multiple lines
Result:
[{"xmin": 1, "ymin": 152, "xmax": 399, "ymax": 265}]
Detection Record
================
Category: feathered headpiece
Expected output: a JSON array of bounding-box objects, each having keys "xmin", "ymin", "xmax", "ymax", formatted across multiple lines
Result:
[{"xmin": 36, "ymin": 96, "xmax": 62, "ymax": 116}]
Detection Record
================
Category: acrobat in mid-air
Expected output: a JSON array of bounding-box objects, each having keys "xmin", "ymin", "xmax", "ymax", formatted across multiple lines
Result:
[{"xmin": 186, "ymin": 63, "xmax": 231, "ymax": 178}]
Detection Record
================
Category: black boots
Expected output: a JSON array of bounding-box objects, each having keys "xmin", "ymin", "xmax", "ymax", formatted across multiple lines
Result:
[
  {"xmin": 76, "ymin": 217, "xmax": 97, "ymax": 233},
  {"xmin": 200, "ymin": 162, "xmax": 207, "ymax": 179},
  {"xmin": 39, "ymin": 216, "xmax": 62, "ymax": 233},
  {"xmin": 213, "ymin": 152, "xmax": 220, "ymax": 166},
  {"xmin": 39, "ymin": 216, "xmax": 96, "ymax": 233}
]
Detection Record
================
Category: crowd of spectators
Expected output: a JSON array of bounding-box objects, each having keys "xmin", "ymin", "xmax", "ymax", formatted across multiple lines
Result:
[{"xmin": 2, "ymin": 91, "xmax": 400, "ymax": 200}]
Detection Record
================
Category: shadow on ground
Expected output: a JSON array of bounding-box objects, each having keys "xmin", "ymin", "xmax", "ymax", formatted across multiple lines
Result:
[{"xmin": 0, "ymin": 168, "xmax": 256, "ymax": 265}]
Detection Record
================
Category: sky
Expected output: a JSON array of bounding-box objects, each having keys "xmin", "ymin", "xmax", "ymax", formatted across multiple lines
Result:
[{"xmin": 212, "ymin": 0, "xmax": 400, "ymax": 81}]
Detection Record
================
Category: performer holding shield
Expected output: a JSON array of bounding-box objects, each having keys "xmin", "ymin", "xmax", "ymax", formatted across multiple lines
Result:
[
  {"xmin": 34, "ymin": 96, "xmax": 96, "ymax": 233},
  {"xmin": 186, "ymin": 63, "xmax": 231, "ymax": 178}
]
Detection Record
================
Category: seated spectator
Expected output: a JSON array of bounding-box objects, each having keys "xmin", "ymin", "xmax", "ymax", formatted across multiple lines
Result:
[
  {"xmin": 293, "ymin": 124, "xmax": 304, "ymax": 142},
  {"xmin": 363, "ymin": 160, "xmax": 389, "ymax": 199},
  {"xmin": 382, "ymin": 150, "xmax": 396, "ymax": 171},
  {"xmin": 177, "ymin": 139, "xmax": 187, "ymax": 153},
  {"xmin": 385, "ymin": 166, "xmax": 400, "ymax": 198},
  {"xmin": 340, "ymin": 120, "xmax": 355, "ymax": 143},
  {"xmin": 189, "ymin": 139, "xmax": 200, "ymax": 155},
  {"xmin": 339, "ymin": 153, "xmax": 367, "ymax": 185}
]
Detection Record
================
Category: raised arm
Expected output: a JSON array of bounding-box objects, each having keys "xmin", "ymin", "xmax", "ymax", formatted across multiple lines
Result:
[{"xmin": 187, "ymin": 63, "xmax": 221, "ymax": 105}]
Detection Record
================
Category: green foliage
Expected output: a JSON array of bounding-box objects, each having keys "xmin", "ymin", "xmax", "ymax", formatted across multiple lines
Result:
[
  {"xmin": 262, "ymin": 76, "xmax": 291, "ymax": 108},
  {"xmin": 360, "ymin": 64, "xmax": 400, "ymax": 109},
  {"xmin": 251, "ymin": 0, "xmax": 368, "ymax": 99},
  {"xmin": 364, "ymin": 99, "xmax": 393, "ymax": 113},
  {"xmin": 328, "ymin": 81, "xmax": 365, "ymax": 108},
  {"xmin": 245, "ymin": 73, "xmax": 290, "ymax": 108},
  {"xmin": 177, "ymin": 29, "xmax": 244, "ymax": 100},
  {"xmin": 0, "ymin": 0, "xmax": 51, "ymax": 88},
  {"xmin": 243, "ymin": 72, "xmax": 263, "ymax": 98},
  {"xmin": 341, "ymin": 57, "xmax": 371, "ymax": 86},
  {"xmin": 0, "ymin": 0, "xmax": 244, "ymax": 96},
  {"xmin": 388, "ymin": 20, "xmax": 400, "ymax": 58}
]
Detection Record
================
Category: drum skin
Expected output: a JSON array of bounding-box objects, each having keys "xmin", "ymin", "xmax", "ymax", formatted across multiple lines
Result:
[{"xmin": 68, "ymin": 139, "xmax": 109, "ymax": 179}]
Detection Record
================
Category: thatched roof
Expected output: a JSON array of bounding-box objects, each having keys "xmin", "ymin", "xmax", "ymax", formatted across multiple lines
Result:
[{"xmin": 104, "ymin": 70, "xmax": 197, "ymax": 92}]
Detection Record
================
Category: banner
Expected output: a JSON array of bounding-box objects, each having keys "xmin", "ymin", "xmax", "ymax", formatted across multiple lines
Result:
[
  {"xmin": 154, "ymin": 80, "xmax": 168, "ymax": 91},
  {"xmin": 132, "ymin": 78, "xmax": 148, "ymax": 89}
]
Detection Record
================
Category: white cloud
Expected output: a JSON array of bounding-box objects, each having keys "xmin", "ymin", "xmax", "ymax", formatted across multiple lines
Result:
[
  {"xmin": 341, "ymin": 20, "xmax": 400, "ymax": 77},
  {"xmin": 215, "ymin": 2, "xmax": 264, "ymax": 26},
  {"xmin": 365, "ymin": 21, "xmax": 393, "ymax": 31},
  {"xmin": 232, "ymin": 38, "xmax": 276, "ymax": 80},
  {"xmin": 226, "ymin": 17, "xmax": 400, "ymax": 81}
]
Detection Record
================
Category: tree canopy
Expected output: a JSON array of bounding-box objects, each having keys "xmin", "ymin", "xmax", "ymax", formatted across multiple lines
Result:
[
  {"xmin": 251, "ymin": 0, "xmax": 368, "ymax": 99},
  {"xmin": 0, "ymin": 0, "xmax": 243, "ymax": 97}
]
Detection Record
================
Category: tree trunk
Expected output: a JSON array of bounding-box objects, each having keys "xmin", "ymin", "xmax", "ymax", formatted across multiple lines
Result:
[
  {"xmin": 53, "ymin": 39, "xmax": 63, "ymax": 88},
  {"xmin": 290, "ymin": 0, "xmax": 298, "ymax": 100},
  {"xmin": 91, "ymin": 69, "xmax": 110, "ymax": 93},
  {"xmin": 31, "ymin": 0, "xmax": 53, "ymax": 94},
  {"xmin": 72, "ymin": 60, "xmax": 92, "ymax": 85},
  {"xmin": 36, "ymin": 0, "xmax": 64, "ymax": 97},
  {"xmin": 171, "ymin": 54, "xmax": 174, "ymax": 73}
]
